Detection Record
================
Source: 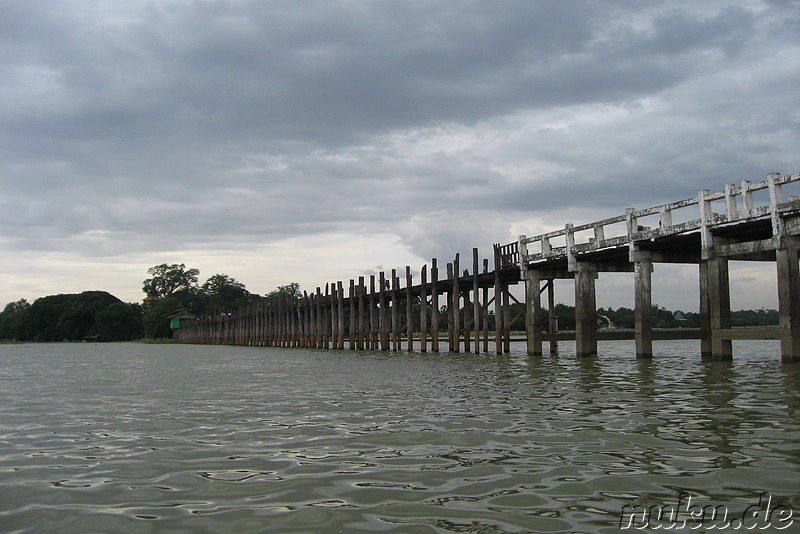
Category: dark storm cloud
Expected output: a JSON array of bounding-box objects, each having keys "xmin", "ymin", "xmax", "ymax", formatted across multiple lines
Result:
[{"xmin": 1, "ymin": 0, "xmax": 799, "ymax": 303}]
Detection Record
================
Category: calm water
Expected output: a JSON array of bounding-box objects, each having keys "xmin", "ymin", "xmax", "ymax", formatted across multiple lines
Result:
[{"xmin": 0, "ymin": 341, "xmax": 798, "ymax": 533}]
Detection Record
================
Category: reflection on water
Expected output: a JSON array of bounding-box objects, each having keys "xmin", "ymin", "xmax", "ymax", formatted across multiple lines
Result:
[{"xmin": 0, "ymin": 341, "xmax": 797, "ymax": 533}]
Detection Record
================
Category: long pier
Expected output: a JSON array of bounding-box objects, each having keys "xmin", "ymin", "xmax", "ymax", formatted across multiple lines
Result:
[
  {"xmin": 174, "ymin": 252, "xmax": 522, "ymax": 354},
  {"xmin": 174, "ymin": 171, "xmax": 800, "ymax": 362}
]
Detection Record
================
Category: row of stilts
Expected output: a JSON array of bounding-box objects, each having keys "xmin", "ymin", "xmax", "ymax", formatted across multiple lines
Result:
[{"xmin": 174, "ymin": 248, "xmax": 521, "ymax": 353}]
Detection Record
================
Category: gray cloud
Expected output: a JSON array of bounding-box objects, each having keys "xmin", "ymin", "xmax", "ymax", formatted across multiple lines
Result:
[{"xmin": 1, "ymin": 0, "xmax": 799, "ymax": 306}]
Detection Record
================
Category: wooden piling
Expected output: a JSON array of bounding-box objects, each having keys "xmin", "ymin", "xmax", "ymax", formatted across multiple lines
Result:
[
  {"xmin": 420, "ymin": 265, "xmax": 428, "ymax": 353},
  {"xmin": 431, "ymin": 259, "xmax": 440, "ymax": 352},
  {"xmin": 777, "ymin": 237, "xmax": 800, "ymax": 363},
  {"xmin": 524, "ymin": 268, "xmax": 543, "ymax": 355},
  {"xmin": 574, "ymin": 264, "xmax": 598, "ymax": 357},
  {"xmin": 452, "ymin": 255, "xmax": 460, "ymax": 353},
  {"xmin": 406, "ymin": 266, "xmax": 413, "ymax": 352},
  {"xmin": 634, "ymin": 256, "xmax": 653, "ymax": 358}
]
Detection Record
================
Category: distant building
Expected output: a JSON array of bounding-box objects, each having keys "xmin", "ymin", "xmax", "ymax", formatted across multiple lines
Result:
[
  {"xmin": 166, "ymin": 308, "xmax": 197, "ymax": 330},
  {"xmin": 142, "ymin": 294, "xmax": 160, "ymax": 310}
]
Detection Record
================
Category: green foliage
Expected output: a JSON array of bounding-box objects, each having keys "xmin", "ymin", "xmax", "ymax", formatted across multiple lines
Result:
[
  {"xmin": 95, "ymin": 302, "xmax": 144, "ymax": 341},
  {"xmin": 140, "ymin": 265, "xmax": 267, "ymax": 338},
  {"xmin": 554, "ymin": 303, "xmax": 576, "ymax": 330},
  {"xmin": 142, "ymin": 295, "xmax": 186, "ymax": 339},
  {"xmin": 202, "ymin": 273, "xmax": 256, "ymax": 311},
  {"xmin": 264, "ymin": 283, "xmax": 302, "ymax": 303},
  {"xmin": 731, "ymin": 308, "xmax": 778, "ymax": 327},
  {"xmin": 0, "ymin": 299, "xmax": 31, "ymax": 340},
  {"xmin": 3, "ymin": 291, "xmax": 143, "ymax": 342},
  {"xmin": 142, "ymin": 263, "xmax": 200, "ymax": 298}
]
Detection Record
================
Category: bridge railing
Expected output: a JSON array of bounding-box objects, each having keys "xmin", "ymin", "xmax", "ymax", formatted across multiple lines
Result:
[{"xmin": 513, "ymin": 171, "xmax": 800, "ymax": 269}]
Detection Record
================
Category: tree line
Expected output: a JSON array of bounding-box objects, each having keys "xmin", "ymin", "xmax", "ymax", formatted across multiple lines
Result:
[{"xmin": 0, "ymin": 262, "xmax": 781, "ymax": 342}]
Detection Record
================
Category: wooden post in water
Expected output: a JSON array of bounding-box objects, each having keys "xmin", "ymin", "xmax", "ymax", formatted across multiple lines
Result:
[
  {"xmin": 547, "ymin": 280, "xmax": 558, "ymax": 353},
  {"xmin": 316, "ymin": 287, "xmax": 324, "ymax": 349},
  {"xmin": 431, "ymin": 259, "xmax": 440, "ymax": 352},
  {"xmin": 305, "ymin": 290, "xmax": 310, "ymax": 348},
  {"xmin": 327, "ymin": 283, "xmax": 335, "ymax": 349},
  {"xmin": 482, "ymin": 259, "xmax": 490, "ymax": 353},
  {"xmin": 524, "ymin": 268, "xmax": 543, "ymax": 355},
  {"xmin": 379, "ymin": 272, "xmax": 389, "ymax": 350},
  {"xmin": 634, "ymin": 255, "xmax": 654, "ymax": 358},
  {"xmin": 420, "ymin": 264, "xmax": 428, "ymax": 353},
  {"xmin": 369, "ymin": 275, "xmax": 377, "ymax": 349},
  {"xmin": 349, "ymin": 280, "xmax": 356, "ymax": 349},
  {"xmin": 357, "ymin": 277, "xmax": 366, "ymax": 350},
  {"xmin": 494, "ymin": 266, "xmax": 503, "ymax": 355},
  {"xmin": 574, "ymin": 264, "xmax": 598, "ymax": 357},
  {"xmin": 699, "ymin": 262, "xmax": 711, "ymax": 357},
  {"xmin": 391, "ymin": 270, "xmax": 400, "ymax": 351},
  {"xmin": 502, "ymin": 280, "xmax": 511, "ymax": 354},
  {"xmin": 473, "ymin": 249, "xmax": 480, "ymax": 353},
  {"xmin": 406, "ymin": 266, "xmax": 414, "ymax": 352},
  {"xmin": 463, "ymin": 273, "xmax": 471, "ymax": 352},
  {"xmin": 447, "ymin": 262, "xmax": 454, "ymax": 351},
  {"xmin": 337, "ymin": 281, "xmax": 345, "ymax": 349},
  {"xmin": 705, "ymin": 256, "xmax": 733, "ymax": 360},
  {"xmin": 452, "ymin": 255, "xmax": 460, "ymax": 353},
  {"xmin": 777, "ymin": 237, "xmax": 800, "ymax": 363}
]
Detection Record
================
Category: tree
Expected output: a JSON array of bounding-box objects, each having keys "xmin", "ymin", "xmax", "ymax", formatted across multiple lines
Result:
[
  {"xmin": 142, "ymin": 295, "xmax": 184, "ymax": 339},
  {"xmin": 202, "ymin": 273, "xmax": 255, "ymax": 310},
  {"xmin": 142, "ymin": 263, "xmax": 200, "ymax": 298},
  {"xmin": 264, "ymin": 283, "xmax": 302, "ymax": 303},
  {"xmin": 12, "ymin": 291, "xmax": 143, "ymax": 341},
  {"xmin": 94, "ymin": 302, "xmax": 144, "ymax": 341},
  {"xmin": 0, "ymin": 299, "xmax": 31, "ymax": 340}
]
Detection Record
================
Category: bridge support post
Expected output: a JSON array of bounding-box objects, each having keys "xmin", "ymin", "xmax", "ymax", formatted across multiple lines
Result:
[
  {"xmin": 634, "ymin": 257, "xmax": 653, "ymax": 358},
  {"xmin": 493, "ymin": 267, "xmax": 503, "ymax": 355},
  {"xmin": 575, "ymin": 264, "xmax": 598, "ymax": 357},
  {"xmin": 524, "ymin": 268, "xmax": 543, "ymax": 355},
  {"xmin": 700, "ymin": 256, "xmax": 733, "ymax": 360},
  {"xmin": 547, "ymin": 280, "xmax": 559, "ymax": 353},
  {"xmin": 777, "ymin": 237, "xmax": 800, "ymax": 363},
  {"xmin": 431, "ymin": 259, "xmax": 440, "ymax": 352}
]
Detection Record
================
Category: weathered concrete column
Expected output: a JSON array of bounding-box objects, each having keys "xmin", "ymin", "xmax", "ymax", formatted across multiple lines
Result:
[
  {"xmin": 701, "ymin": 257, "xmax": 732, "ymax": 360},
  {"xmin": 698, "ymin": 262, "xmax": 711, "ymax": 357},
  {"xmin": 494, "ymin": 268, "xmax": 503, "ymax": 355},
  {"xmin": 524, "ymin": 268, "xmax": 543, "ymax": 355},
  {"xmin": 547, "ymin": 280, "xmax": 558, "ymax": 353},
  {"xmin": 431, "ymin": 259, "xmax": 440, "ymax": 352},
  {"xmin": 502, "ymin": 281, "xmax": 511, "ymax": 354},
  {"xmin": 634, "ymin": 258, "xmax": 653, "ymax": 358},
  {"xmin": 777, "ymin": 237, "xmax": 800, "ymax": 363},
  {"xmin": 574, "ymin": 264, "xmax": 598, "ymax": 357}
]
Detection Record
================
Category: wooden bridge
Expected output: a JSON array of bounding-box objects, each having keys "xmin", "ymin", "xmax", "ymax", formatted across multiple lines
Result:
[{"xmin": 174, "ymin": 171, "xmax": 800, "ymax": 363}]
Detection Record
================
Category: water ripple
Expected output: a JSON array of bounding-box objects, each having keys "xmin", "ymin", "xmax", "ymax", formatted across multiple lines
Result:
[{"xmin": 0, "ymin": 341, "xmax": 798, "ymax": 532}]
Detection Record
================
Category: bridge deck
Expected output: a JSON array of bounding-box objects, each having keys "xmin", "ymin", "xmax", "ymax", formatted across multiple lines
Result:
[{"xmin": 174, "ymin": 171, "xmax": 800, "ymax": 362}]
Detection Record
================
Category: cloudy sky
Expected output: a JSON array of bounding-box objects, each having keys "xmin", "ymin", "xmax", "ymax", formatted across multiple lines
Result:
[{"xmin": 2, "ymin": 0, "xmax": 799, "ymax": 311}]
